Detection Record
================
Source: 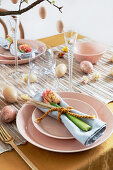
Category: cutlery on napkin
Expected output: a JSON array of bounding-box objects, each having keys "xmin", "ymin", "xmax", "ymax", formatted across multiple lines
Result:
[{"xmin": 32, "ymin": 92, "xmax": 106, "ymax": 146}]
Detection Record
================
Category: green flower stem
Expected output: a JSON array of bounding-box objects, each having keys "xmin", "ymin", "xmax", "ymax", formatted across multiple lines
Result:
[{"xmin": 50, "ymin": 103, "xmax": 91, "ymax": 131}]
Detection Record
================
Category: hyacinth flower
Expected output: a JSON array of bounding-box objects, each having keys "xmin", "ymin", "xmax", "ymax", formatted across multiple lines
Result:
[
  {"xmin": 7, "ymin": 35, "xmax": 32, "ymax": 53},
  {"xmin": 42, "ymin": 89, "xmax": 93, "ymax": 131},
  {"xmin": 18, "ymin": 44, "xmax": 32, "ymax": 53}
]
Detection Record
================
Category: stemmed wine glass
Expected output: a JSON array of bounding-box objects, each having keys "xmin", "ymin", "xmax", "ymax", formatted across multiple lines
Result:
[
  {"xmin": 8, "ymin": 15, "xmax": 20, "ymax": 76},
  {"xmin": 64, "ymin": 28, "xmax": 78, "ymax": 91},
  {"xmin": 27, "ymin": 51, "xmax": 36, "ymax": 95}
]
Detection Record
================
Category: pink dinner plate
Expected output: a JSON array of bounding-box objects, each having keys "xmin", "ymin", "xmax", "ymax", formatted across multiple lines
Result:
[
  {"xmin": 32, "ymin": 98, "xmax": 97, "ymax": 139},
  {"xmin": 16, "ymin": 92, "xmax": 113, "ymax": 153},
  {"xmin": 0, "ymin": 39, "xmax": 46, "ymax": 64}
]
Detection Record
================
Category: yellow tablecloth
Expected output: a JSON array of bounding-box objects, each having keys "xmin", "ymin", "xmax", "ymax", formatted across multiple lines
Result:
[{"xmin": 0, "ymin": 34, "xmax": 113, "ymax": 170}]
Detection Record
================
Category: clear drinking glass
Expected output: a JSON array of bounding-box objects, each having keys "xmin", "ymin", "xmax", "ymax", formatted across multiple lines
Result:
[
  {"xmin": 27, "ymin": 46, "xmax": 59, "ymax": 95},
  {"xmin": 64, "ymin": 29, "xmax": 78, "ymax": 91},
  {"xmin": 38, "ymin": 46, "xmax": 59, "ymax": 91},
  {"xmin": 8, "ymin": 15, "xmax": 20, "ymax": 76}
]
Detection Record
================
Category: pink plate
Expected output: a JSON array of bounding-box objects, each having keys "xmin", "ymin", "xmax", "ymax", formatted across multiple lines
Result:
[
  {"xmin": 32, "ymin": 98, "xmax": 97, "ymax": 139},
  {"xmin": 0, "ymin": 39, "xmax": 46, "ymax": 64},
  {"xmin": 16, "ymin": 92, "xmax": 113, "ymax": 153}
]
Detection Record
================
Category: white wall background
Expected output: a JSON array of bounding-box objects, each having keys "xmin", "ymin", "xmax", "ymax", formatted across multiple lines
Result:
[{"xmin": 1, "ymin": 0, "xmax": 113, "ymax": 45}]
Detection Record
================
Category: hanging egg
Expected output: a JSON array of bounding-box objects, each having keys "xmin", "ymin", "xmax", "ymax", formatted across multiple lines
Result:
[
  {"xmin": 56, "ymin": 20, "xmax": 64, "ymax": 33},
  {"xmin": 11, "ymin": 0, "xmax": 18, "ymax": 4},
  {"xmin": 39, "ymin": 6, "xmax": 47, "ymax": 19}
]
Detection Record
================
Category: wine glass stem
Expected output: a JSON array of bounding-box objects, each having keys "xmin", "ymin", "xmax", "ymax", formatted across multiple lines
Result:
[
  {"xmin": 14, "ymin": 17, "xmax": 18, "ymax": 73},
  {"xmin": 68, "ymin": 48, "xmax": 73, "ymax": 92},
  {"xmin": 14, "ymin": 31, "xmax": 18, "ymax": 72},
  {"xmin": 28, "ymin": 68, "xmax": 31, "ymax": 92}
]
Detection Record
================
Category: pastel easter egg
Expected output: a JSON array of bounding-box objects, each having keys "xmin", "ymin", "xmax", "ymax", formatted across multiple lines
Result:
[
  {"xmin": 11, "ymin": 0, "xmax": 18, "ymax": 4},
  {"xmin": 56, "ymin": 20, "xmax": 64, "ymax": 33},
  {"xmin": 3, "ymin": 86, "xmax": 18, "ymax": 103},
  {"xmin": 1, "ymin": 105, "xmax": 17, "ymax": 123},
  {"xmin": 39, "ymin": 6, "xmax": 47, "ymax": 19},
  {"xmin": 56, "ymin": 63, "xmax": 67, "ymax": 77},
  {"xmin": 80, "ymin": 61, "xmax": 93, "ymax": 74}
]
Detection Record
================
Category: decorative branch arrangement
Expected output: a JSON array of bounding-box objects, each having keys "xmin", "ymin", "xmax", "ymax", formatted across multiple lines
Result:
[{"xmin": 0, "ymin": 0, "xmax": 63, "ymax": 16}]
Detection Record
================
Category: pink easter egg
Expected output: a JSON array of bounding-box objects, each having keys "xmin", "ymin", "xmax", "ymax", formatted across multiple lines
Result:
[{"xmin": 80, "ymin": 61, "xmax": 93, "ymax": 74}]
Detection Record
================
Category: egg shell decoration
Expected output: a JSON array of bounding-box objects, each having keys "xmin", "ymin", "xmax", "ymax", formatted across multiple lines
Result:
[
  {"xmin": 21, "ymin": 94, "xmax": 30, "ymax": 100},
  {"xmin": 56, "ymin": 63, "xmax": 67, "ymax": 77},
  {"xmin": 58, "ymin": 52, "xmax": 65, "ymax": 58},
  {"xmin": 80, "ymin": 61, "xmax": 93, "ymax": 74},
  {"xmin": 92, "ymin": 72, "xmax": 101, "ymax": 80},
  {"xmin": 56, "ymin": 20, "xmax": 64, "ymax": 33},
  {"xmin": 1, "ymin": 105, "xmax": 17, "ymax": 123},
  {"xmin": 82, "ymin": 76, "xmax": 89, "ymax": 84},
  {"xmin": 23, "ymin": 74, "xmax": 37, "ymax": 83},
  {"xmin": 39, "ymin": 6, "xmax": 47, "ymax": 19},
  {"xmin": 111, "ymin": 68, "xmax": 113, "ymax": 76},
  {"xmin": 11, "ymin": 0, "xmax": 18, "ymax": 4},
  {"xmin": 3, "ymin": 86, "xmax": 18, "ymax": 103},
  {"xmin": 110, "ymin": 55, "xmax": 113, "ymax": 62}
]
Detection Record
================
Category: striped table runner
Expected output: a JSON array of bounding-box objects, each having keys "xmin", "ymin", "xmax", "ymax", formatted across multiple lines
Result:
[{"xmin": 0, "ymin": 37, "xmax": 112, "ymax": 153}]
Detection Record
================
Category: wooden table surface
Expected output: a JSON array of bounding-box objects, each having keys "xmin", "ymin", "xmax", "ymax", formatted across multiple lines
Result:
[{"xmin": 0, "ymin": 33, "xmax": 113, "ymax": 170}]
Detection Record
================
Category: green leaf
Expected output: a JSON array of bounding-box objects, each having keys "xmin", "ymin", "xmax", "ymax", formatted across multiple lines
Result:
[
  {"xmin": 50, "ymin": 103, "xmax": 60, "ymax": 107},
  {"xmin": 66, "ymin": 114, "xmax": 91, "ymax": 132},
  {"xmin": 24, "ymin": 0, "xmax": 28, "ymax": 3},
  {"xmin": 6, "ymin": 38, "xmax": 11, "ymax": 42},
  {"xmin": 51, "ymin": 1, "xmax": 55, "ymax": 5}
]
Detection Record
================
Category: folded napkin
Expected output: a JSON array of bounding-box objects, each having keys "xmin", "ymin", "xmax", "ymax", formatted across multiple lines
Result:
[
  {"xmin": 33, "ymin": 92, "xmax": 106, "ymax": 146},
  {"xmin": 0, "ymin": 37, "xmax": 10, "ymax": 50},
  {"xmin": 0, "ymin": 37, "xmax": 38, "ymax": 59}
]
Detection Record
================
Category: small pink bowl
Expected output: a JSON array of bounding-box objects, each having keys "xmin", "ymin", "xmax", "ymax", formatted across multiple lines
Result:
[{"xmin": 74, "ymin": 41, "xmax": 106, "ymax": 64}]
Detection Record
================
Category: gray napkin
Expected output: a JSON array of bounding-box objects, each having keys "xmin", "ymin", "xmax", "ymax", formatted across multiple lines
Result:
[
  {"xmin": 33, "ymin": 92, "xmax": 106, "ymax": 146},
  {"xmin": 0, "ymin": 37, "xmax": 10, "ymax": 50},
  {"xmin": 0, "ymin": 37, "xmax": 39, "ymax": 59}
]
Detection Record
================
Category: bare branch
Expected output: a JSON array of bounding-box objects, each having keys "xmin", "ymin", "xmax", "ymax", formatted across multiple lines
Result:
[
  {"xmin": 46, "ymin": 0, "xmax": 63, "ymax": 13},
  {"xmin": 0, "ymin": 0, "xmax": 63, "ymax": 16},
  {"xmin": 19, "ymin": 0, "xmax": 24, "ymax": 11},
  {"xmin": 0, "ymin": 0, "xmax": 45, "ymax": 16}
]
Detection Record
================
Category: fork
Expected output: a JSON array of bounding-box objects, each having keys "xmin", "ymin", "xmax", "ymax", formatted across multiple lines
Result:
[{"xmin": 0, "ymin": 125, "xmax": 38, "ymax": 170}]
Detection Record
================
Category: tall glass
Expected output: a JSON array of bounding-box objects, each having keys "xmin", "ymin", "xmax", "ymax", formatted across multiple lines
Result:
[
  {"xmin": 27, "ymin": 46, "xmax": 59, "ymax": 96},
  {"xmin": 64, "ymin": 29, "xmax": 77, "ymax": 91},
  {"xmin": 8, "ymin": 15, "xmax": 20, "ymax": 76}
]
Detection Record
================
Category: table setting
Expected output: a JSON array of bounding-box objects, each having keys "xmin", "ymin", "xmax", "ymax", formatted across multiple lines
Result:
[
  {"xmin": 0, "ymin": 1, "xmax": 113, "ymax": 170},
  {"xmin": 0, "ymin": 30, "xmax": 113, "ymax": 169}
]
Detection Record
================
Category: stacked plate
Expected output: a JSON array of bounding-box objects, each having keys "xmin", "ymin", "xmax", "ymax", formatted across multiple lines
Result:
[
  {"xmin": 0, "ymin": 39, "xmax": 46, "ymax": 65},
  {"xmin": 16, "ymin": 92, "xmax": 113, "ymax": 153}
]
